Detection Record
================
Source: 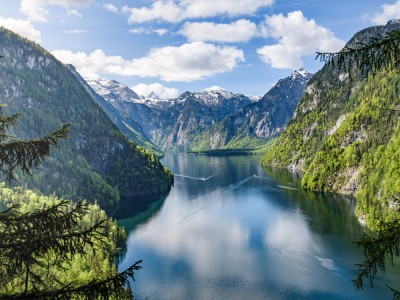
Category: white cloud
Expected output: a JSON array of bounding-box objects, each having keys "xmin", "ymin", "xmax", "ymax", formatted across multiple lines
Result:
[
  {"xmin": 129, "ymin": 28, "xmax": 147, "ymax": 34},
  {"xmin": 133, "ymin": 83, "xmax": 179, "ymax": 98},
  {"xmin": 257, "ymin": 11, "xmax": 345, "ymax": 69},
  {"xmin": 52, "ymin": 43, "xmax": 244, "ymax": 81},
  {"xmin": 123, "ymin": 0, "xmax": 274, "ymax": 24},
  {"xmin": 0, "ymin": 17, "xmax": 41, "ymax": 43},
  {"xmin": 64, "ymin": 29, "xmax": 88, "ymax": 34},
  {"xmin": 154, "ymin": 28, "xmax": 168, "ymax": 36},
  {"xmin": 179, "ymin": 19, "xmax": 257, "ymax": 43},
  {"xmin": 103, "ymin": 3, "xmax": 118, "ymax": 13},
  {"xmin": 20, "ymin": 0, "xmax": 92, "ymax": 22},
  {"xmin": 129, "ymin": 28, "xmax": 168, "ymax": 36},
  {"xmin": 67, "ymin": 8, "xmax": 82, "ymax": 18},
  {"xmin": 372, "ymin": 1, "xmax": 400, "ymax": 24},
  {"xmin": 204, "ymin": 85, "xmax": 225, "ymax": 91}
]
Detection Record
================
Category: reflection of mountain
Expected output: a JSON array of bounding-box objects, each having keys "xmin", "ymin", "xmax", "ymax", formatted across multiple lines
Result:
[
  {"xmin": 263, "ymin": 167, "xmax": 362, "ymax": 240},
  {"xmin": 117, "ymin": 154, "xmax": 388, "ymax": 300},
  {"xmin": 116, "ymin": 193, "xmax": 168, "ymax": 232}
]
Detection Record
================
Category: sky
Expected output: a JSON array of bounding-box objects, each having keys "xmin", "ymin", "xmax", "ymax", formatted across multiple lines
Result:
[{"xmin": 0, "ymin": 0, "xmax": 399, "ymax": 98}]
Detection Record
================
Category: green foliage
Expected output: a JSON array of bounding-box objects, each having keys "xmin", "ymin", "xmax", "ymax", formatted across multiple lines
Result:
[
  {"xmin": 261, "ymin": 32, "xmax": 400, "ymax": 227},
  {"xmin": 317, "ymin": 26, "xmax": 400, "ymax": 76},
  {"xmin": 262, "ymin": 23, "xmax": 400, "ymax": 298},
  {"xmin": 0, "ymin": 184, "xmax": 137, "ymax": 299},
  {"xmin": 0, "ymin": 105, "xmax": 69, "ymax": 182},
  {"xmin": 353, "ymin": 221, "xmax": 400, "ymax": 298}
]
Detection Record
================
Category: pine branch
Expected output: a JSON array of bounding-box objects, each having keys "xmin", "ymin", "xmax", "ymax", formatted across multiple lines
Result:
[
  {"xmin": 0, "ymin": 201, "xmax": 108, "ymax": 289},
  {"xmin": 316, "ymin": 29, "xmax": 400, "ymax": 75},
  {"xmin": 0, "ymin": 124, "xmax": 70, "ymax": 181},
  {"xmin": 0, "ymin": 261, "xmax": 142, "ymax": 300},
  {"xmin": 0, "ymin": 108, "xmax": 21, "ymax": 141},
  {"xmin": 353, "ymin": 221, "xmax": 400, "ymax": 297}
]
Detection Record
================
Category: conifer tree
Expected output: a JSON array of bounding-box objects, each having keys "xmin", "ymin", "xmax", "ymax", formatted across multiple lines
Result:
[
  {"xmin": 317, "ymin": 27, "xmax": 400, "ymax": 299},
  {"xmin": 0, "ymin": 106, "xmax": 141, "ymax": 299}
]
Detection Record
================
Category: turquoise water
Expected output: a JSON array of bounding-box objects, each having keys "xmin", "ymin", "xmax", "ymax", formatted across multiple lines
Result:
[{"xmin": 117, "ymin": 154, "xmax": 400, "ymax": 300}]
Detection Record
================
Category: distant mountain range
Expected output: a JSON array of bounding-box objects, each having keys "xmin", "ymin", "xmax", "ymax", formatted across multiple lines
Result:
[{"xmin": 84, "ymin": 69, "xmax": 312, "ymax": 152}]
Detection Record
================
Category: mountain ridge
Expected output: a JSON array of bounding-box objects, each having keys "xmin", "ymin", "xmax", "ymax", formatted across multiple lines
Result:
[
  {"xmin": 0, "ymin": 27, "xmax": 173, "ymax": 212},
  {"xmin": 85, "ymin": 70, "xmax": 310, "ymax": 152}
]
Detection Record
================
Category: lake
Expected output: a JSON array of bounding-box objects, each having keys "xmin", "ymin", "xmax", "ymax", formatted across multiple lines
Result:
[{"xmin": 117, "ymin": 153, "xmax": 400, "ymax": 300}]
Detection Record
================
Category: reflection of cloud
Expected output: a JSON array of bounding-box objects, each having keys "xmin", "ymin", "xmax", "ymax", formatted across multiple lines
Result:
[
  {"xmin": 316, "ymin": 256, "xmax": 337, "ymax": 271},
  {"xmin": 264, "ymin": 211, "xmax": 313, "ymax": 258},
  {"xmin": 133, "ymin": 188, "xmax": 254, "ymax": 278},
  {"xmin": 119, "ymin": 163, "xmax": 349, "ymax": 299}
]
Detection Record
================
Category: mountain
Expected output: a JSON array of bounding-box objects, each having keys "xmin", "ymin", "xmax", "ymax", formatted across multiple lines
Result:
[
  {"xmin": 69, "ymin": 67, "xmax": 162, "ymax": 156},
  {"xmin": 85, "ymin": 77, "xmax": 141, "ymax": 103},
  {"xmin": 0, "ymin": 27, "xmax": 173, "ymax": 213},
  {"xmin": 261, "ymin": 21, "xmax": 400, "ymax": 227},
  {"xmin": 85, "ymin": 79, "xmax": 256, "ymax": 151},
  {"xmin": 146, "ymin": 91, "xmax": 159, "ymax": 99},
  {"xmin": 191, "ymin": 69, "xmax": 313, "ymax": 151}
]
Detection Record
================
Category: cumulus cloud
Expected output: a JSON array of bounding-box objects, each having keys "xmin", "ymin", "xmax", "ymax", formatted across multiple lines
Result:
[
  {"xmin": 103, "ymin": 3, "xmax": 118, "ymax": 13},
  {"xmin": 0, "ymin": 17, "xmax": 41, "ymax": 43},
  {"xmin": 129, "ymin": 28, "xmax": 168, "ymax": 36},
  {"xmin": 129, "ymin": 28, "xmax": 147, "ymax": 34},
  {"xmin": 133, "ymin": 83, "xmax": 179, "ymax": 98},
  {"xmin": 20, "ymin": 0, "xmax": 92, "ymax": 22},
  {"xmin": 154, "ymin": 28, "xmax": 168, "ymax": 36},
  {"xmin": 179, "ymin": 19, "xmax": 257, "ymax": 43},
  {"xmin": 372, "ymin": 1, "xmax": 400, "ymax": 24},
  {"xmin": 204, "ymin": 85, "xmax": 225, "ymax": 91},
  {"xmin": 257, "ymin": 11, "xmax": 345, "ymax": 69},
  {"xmin": 52, "ymin": 42, "xmax": 244, "ymax": 81},
  {"xmin": 123, "ymin": 0, "xmax": 274, "ymax": 24}
]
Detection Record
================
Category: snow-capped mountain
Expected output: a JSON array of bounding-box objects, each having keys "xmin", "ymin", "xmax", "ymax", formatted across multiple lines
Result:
[
  {"xmin": 81, "ymin": 69, "xmax": 312, "ymax": 152},
  {"xmin": 190, "ymin": 69, "xmax": 313, "ymax": 150},
  {"xmin": 85, "ymin": 78, "xmax": 140, "ymax": 103}
]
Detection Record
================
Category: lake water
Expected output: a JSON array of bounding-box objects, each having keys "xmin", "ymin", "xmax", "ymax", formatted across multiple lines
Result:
[{"xmin": 117, "ymin": 153, "xmax": 400, "ymax": 300}]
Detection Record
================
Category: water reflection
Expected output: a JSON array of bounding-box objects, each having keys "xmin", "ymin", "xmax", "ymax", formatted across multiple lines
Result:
[{"xmin": 118, "ymin": 154, "xmax": 399, "ymax": 300}]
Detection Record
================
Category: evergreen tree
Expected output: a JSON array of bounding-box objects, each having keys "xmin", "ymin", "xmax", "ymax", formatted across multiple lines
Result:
[
  {"xmin": 318, "ymin": 27, "xmax": 400, "ymax": 299},
  {"xmin": 0, "ymin": 107, "xmax": 141, "ymax": 299}
]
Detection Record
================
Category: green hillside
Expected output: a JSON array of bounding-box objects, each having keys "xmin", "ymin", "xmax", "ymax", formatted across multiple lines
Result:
[
  {"xmin": 261, "ymin": 22, "xmax": 400, "ymax": 228},
  {"xmin": 0, "ymin": 27, "xmax": 173, "ymax": 213}
]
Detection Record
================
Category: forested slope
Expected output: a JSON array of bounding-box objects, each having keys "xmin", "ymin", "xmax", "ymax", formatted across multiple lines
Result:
[
  {"xmin": 261, "ymin": 21, "xmax": 400, "ymax": 227},
  {"xmin": 0, "ymin": 27, "xmax": 173, "ymax": 212}
]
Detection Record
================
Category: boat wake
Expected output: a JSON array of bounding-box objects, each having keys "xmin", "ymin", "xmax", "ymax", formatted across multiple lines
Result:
[
  {"xmin": 179, "ymin": 176, "xmax": 254, "ymax": 222},
  {"xmin": 277, "ymin": 185, "xmax": 299, "ymax": 191},
  {"xmin": 175, "ymin": 174, "xmax": 215, "ymax": 181}
]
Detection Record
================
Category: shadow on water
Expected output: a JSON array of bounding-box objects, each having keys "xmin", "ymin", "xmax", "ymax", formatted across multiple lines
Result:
[
  {"xmin": 262, "ymin": 166, "xmax": 363, "ymax": 241},
  {"xmin": 114, "ymin": 192, "xmax": 169, "ymax": 233}
]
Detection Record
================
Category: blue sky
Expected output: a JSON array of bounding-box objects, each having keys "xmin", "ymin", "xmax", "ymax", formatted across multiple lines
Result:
[{"xmin": 0, "ymin": 0, "xmax": 399, "ymax": 98}]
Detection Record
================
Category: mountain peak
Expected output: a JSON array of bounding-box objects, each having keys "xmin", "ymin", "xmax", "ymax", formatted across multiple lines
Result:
[
  {"xmin": 291, "ymin": 68, "xmax": 311, "ymax": 79},
  {"xmin": 84, "ymin": 77, "xmax": 140, "ymax": 102},
  {"xmin": 147, "ymin": 91, "xmax": 160, "ymax": 99}
]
